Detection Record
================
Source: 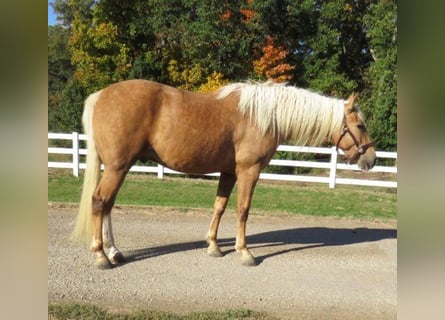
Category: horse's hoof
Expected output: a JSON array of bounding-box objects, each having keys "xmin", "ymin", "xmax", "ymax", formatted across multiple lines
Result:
[
  {"xmin": 207, "ymin": 247, "xmax": 224, "ymax": 258},
  {"xmin": 94, "ymin": 257, "xmax": 113, "ymax": 270},
  {"xmin": 241, "ymin": 255, "xmax": 257, "ymax": 267},
  {"xmin": 109, "ymin": 252, "xmax": 126, "ymax": 265}
]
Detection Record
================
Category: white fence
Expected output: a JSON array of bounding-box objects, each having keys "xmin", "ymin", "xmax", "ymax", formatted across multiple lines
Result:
[{"xmin": 48, "ymin": 132, "xmax": 397, "ymax": 189}]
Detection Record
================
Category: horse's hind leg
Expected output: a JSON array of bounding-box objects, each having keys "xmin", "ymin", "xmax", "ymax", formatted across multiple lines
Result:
[
  {"xmin": 91, "ymin": 167, "xmax": 128, "ymax": 269},
  {"xmin": 103, "ymin": 214, "xmax": 125, "ymax": 265},
  {"xmin": 206, "ymin": 173, "xmax": 236, "ymax": 257}
]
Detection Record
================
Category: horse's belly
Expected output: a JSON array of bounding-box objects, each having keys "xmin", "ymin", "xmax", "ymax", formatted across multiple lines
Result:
[{"xmin": 148, "ymin": 141, "xmax": 234, "ymax": 174}]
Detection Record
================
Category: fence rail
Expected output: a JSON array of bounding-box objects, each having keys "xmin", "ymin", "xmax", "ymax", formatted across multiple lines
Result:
[{"xmin": 48, "ymin": 132, "xmax": 397, "ymax": 189}]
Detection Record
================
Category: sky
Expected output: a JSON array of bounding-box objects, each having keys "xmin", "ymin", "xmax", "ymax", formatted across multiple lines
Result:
[{"xmin": 48, "ymin": 3, "xmax": 58, "ymax": 25}]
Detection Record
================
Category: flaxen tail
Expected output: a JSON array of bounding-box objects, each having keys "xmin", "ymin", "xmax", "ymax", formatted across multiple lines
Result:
[{"xmin": 71, "ymin": 90, "xmax": 103, "ymax": 245}]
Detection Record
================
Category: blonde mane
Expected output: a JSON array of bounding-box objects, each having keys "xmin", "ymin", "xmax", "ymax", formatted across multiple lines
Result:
[{"xmin": 218, "ymin": 81, "xmax": 345, "ymax": 145}]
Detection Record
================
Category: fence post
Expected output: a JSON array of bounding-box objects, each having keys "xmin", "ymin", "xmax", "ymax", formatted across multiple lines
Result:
[
  {"xmin": 328, "ymin": 146, "xmax": 338, "ymax": 189},
  {"xmin": 157, "ymin": 164, "xmax": 164, "ymax": 179},
  {"xmin": 72, "ymin": 131, "xmax": 79, "ymax": 177}
]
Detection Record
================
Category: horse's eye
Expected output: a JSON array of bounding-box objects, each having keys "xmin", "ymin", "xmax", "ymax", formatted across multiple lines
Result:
[{"xmin": 357, "ymin": 124, "xmax": 366, "ymax": 131}]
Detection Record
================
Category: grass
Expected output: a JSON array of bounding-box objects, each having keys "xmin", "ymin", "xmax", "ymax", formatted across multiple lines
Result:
[
  {"xmin": 48, "ymin": 303, "xmax": 275, "ymax": 320},
  {"xmin": 48, "ymin": 172, "xmax": 396, "ymax": 219}
]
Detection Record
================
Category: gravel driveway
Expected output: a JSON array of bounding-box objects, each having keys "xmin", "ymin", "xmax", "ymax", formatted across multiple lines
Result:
[{"xmin": 48, "ymin": 204, "xmax": 397, "ymax": 319}]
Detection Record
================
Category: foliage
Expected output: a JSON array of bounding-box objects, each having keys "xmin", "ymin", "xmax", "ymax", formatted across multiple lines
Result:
[
  {"xmin": 361, "ymin": 0, "xmax": 397, "ymax": 151},
  {"xmin": 246, "ymin": 0, "xmax": 397, "ymax": 150},
  {"xmin": 300, "ymin": 1, "xmax": 369, "ymax": 96},
  {"xmin": 167, "ymin": 60, "xmax": 203, "ymax": 91},
  {"xmin": 253, "ymin": 36, "xmax": 295, "ymax": 82},
  {"xmin": 198, "ymin": 72, "xmax": 230, "ymax": 93},
  {"xmin": 49, "ymin": 0, "xmax": 397, "ymax": 151},
  {"xmin": 48, "ymin": 25, "xmax": 75, "ymax": 131},
  {"xmin": 48, "ymin": 25, "xmax": 74, "ymax": 93},
  {"xmin": 50, "ymin": 78, "xmax": 86, "ymax": 133},
  {"xmin": 68, "ymin": 2, "xmax": 131, "ymax": 92}
]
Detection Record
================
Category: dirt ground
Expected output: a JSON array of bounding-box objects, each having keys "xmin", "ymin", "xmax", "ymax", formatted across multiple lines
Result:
[{"xmin": 48, "ymin": 204, "xmax": 397, "ymax": 319}]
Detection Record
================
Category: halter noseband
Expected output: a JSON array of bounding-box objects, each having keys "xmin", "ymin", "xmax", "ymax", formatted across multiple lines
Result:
[{"xmin": 336, "ymin": 120, "xmax": 374, "ymax": 161}]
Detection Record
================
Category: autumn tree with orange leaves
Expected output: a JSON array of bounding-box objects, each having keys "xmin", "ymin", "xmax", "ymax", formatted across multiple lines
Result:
[{"xmin": 253, "ymin": 36, "xmax": 295, "ymax": 82}]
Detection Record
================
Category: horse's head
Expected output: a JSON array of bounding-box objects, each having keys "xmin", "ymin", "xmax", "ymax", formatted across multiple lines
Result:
[{"xmin": 332, "ymin": 94, "xmax": 376, "ymax": 171}]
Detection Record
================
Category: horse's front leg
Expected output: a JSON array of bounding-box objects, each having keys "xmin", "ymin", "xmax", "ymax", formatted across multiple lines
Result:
[
  {"xmin": 235, "ymin": 166, "xmax": 260, "ymax": 266},
  {"xmin": 206, "ymin": 173, "xmax": 236, "ymax": 257}
]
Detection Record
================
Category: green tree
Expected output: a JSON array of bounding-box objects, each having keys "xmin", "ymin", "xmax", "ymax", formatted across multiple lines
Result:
[
  {"xmin": 48, "ymin": 25, "xmax": 75, "ymax": 131},
  {"xmin": 250, "ymin": 0, "xmax": 317, "ymax": 84},
  {"xmin": 362, "ymin": 0, "xmax": 397, "ymax": 151},
  {"xmin": 69, "ymin": 1, "xmax": 131, "ymax": 92},
  {"xmin": 51, "ymin": 0, "xmax": 80, "ymax": 27},
  {"xmin": 48, "ymin": 25, "xmax": 73, "ymax": 93},
  {"xmin": 251, "ymin": 0, "xmax": 396, "ymax": 150},
  {"xmin": 142, "ymin": 0, "xmax": 256, "ymax": 85},
  {"xmin": 50, "ymin": 78, "xmax": 86, "ymax": 133}
]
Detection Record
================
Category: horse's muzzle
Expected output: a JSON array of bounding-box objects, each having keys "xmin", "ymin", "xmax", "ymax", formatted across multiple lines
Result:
[{"xmin": 357, "ymin": 153, "xmax": 376, "ymax": 171}]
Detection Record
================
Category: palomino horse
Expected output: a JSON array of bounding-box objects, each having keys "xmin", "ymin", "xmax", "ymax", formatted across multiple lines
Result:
[{"xmin": 72, "ymin": 80, "xmax": 376, "ymax": 269}]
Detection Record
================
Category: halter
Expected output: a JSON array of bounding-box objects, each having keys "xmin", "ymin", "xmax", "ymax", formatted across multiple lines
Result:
[{"xmin": 336, "ymin": 120, "xmax": 374, "ymax": 161}]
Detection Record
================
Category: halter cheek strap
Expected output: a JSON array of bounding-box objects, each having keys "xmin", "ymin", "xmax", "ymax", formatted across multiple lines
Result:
[{"xmin": 336, "ymin": 123, "xmax": 374, "ymax": 160}]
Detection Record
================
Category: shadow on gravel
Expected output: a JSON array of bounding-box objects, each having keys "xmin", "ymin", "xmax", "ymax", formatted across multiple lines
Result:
[
  {"xmin": 247, "ymin": 227, "xmax": 397, "ymax": 265},
  {"xmin": 123, "ymin": 227, "xmax": 396, "ymax": 266},
  {"xmin": 124, "ymin": 240, "xmax": 208, "ymax": 263}
]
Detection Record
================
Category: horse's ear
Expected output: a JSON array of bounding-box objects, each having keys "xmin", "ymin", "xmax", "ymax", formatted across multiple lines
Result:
[{"xmin": 345, "ymin": 93, "xmax": 358, "ymax": 114}]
